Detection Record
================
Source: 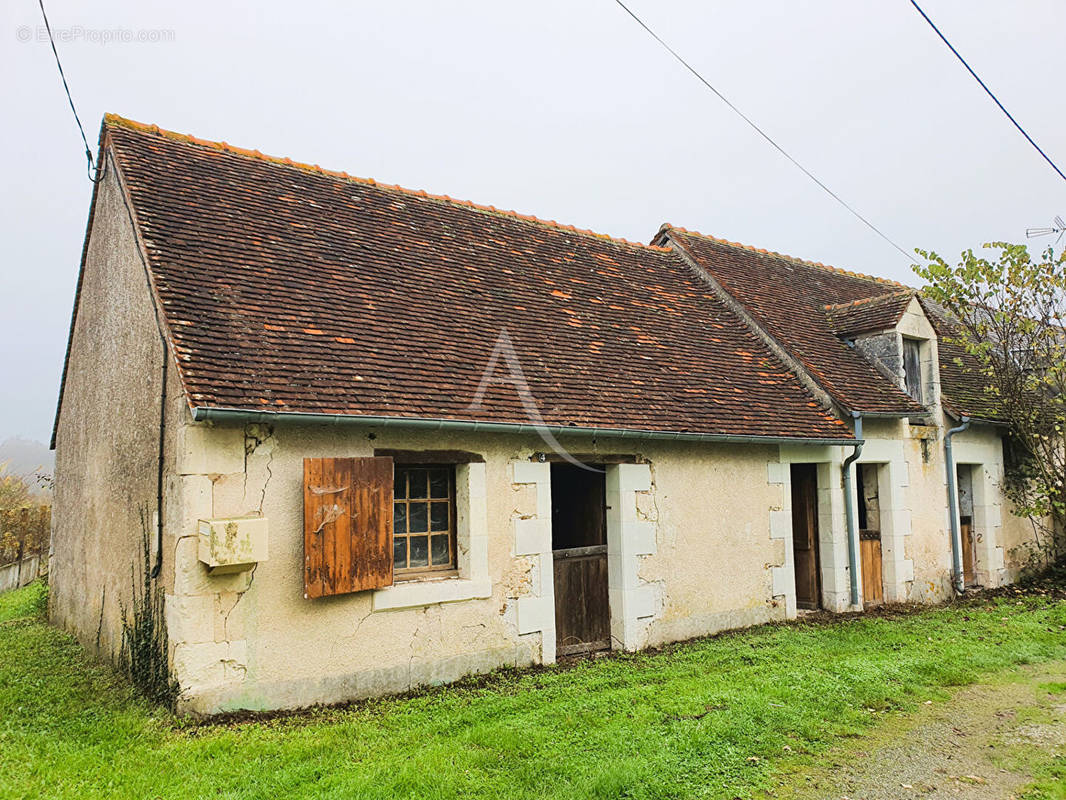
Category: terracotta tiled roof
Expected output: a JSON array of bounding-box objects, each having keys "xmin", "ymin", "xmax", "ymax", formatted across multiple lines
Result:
[
  {"xmin": 94, "ymin": 115, "xmax": 851, "ymax": 441},
  {"xmin": 825, "ymin": 291, "xmax": 914, "ymax": 338},
  {"xmin": 662, "ymin": 227, "xmax": 926, "ymax": 415},
  {"xmin": 917, "ymin": 298, "xmax": 1003, "ymax": 422}
]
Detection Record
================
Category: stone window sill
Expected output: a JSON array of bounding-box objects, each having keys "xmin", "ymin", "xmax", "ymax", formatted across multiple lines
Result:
[{"xmin": 372, "ymin": 576, "xmax": 491, "ymax": 612}]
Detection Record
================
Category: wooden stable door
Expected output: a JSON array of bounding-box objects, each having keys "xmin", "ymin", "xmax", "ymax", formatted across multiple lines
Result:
[
  {"xmin": 857, "ymin": 464, "xmax": 884, "ymax": 606},
  {"xmin": 791, "ymin": 464, "xmax": 821, "ymax": 610},
  {"xmin": 859, "ymin": 532, "xmax": 884, "ymax": 605},
  {"xmin": 960, "ymin": 517, "xmax": 977, "ymax": 587},
  {"xmin": 551, "ymin": 464, "xmax": 610, "ymax": 657}
]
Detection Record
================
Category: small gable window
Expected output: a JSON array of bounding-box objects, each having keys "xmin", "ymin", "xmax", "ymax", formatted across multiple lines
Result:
[{"xmin": 903, "ymin": 338, "xmax": 923, "ymax": 402}]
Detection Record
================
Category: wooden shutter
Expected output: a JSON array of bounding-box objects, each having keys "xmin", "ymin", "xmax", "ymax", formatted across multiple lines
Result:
[
  {"xmin": 903, "ymin": 339, "xmax": 922, "ymax": 401},
  {"xmin": 304, "ymin": 456, "xmax": 394, "ymax": 598}
]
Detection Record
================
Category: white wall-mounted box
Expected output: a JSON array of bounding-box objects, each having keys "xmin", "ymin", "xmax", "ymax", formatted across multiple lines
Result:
[{"xmin": 198, "ymin": 517, "xmax": 269, "ymax": 574}]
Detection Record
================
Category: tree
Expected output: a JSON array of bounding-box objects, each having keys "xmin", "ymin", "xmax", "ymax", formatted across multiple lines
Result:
[
  {"xmin": 0, "ymin": 461, "xmax": 31, "ymax": 510},
  {"xmin": 915, "ymin": 242, "xmax": 1066, "ymax": 565}
]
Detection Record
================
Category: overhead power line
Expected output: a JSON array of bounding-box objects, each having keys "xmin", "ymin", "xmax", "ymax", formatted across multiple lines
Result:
[
  {"xmin": 611, "ymin": 0, "xmax": 916, "ymax": 264},
  {"xmin": 38, "ymin": 0, "xmax": 101, "ymax": 182},
  {"xmin": 910, "ymin": 0, "xmax": 1066, "ymax": 184}
]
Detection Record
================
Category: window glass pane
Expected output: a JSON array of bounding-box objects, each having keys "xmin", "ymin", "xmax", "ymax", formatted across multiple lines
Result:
[
  {"xmin": 431, "ymin": 534, "xmax": 450, "ymax": 565},
  {"xmin": 393, "ymin": 536, "xmax": 406, "ymax": 571},
  {"xmin": 429, "ymin": 469, "xmax": 450, "ymax": 498},
  {"xmin": 430, "ymin": 501, "xmax": 449, "ymax": 532},
  {"xmin": 409, "ymin": 535, "xmax": 429, "ymax": 568},
  {"xmin": 408, "ymin": 502, "xmax": 428, "ymax": 532},
  {"xmin": 394, "ymin": 471, "xmax": 406, "ymax": 499},
  {"xmin": 393, "ymin": 502, "xmax": 406, "ymax": 534},
  {"xmin": 408, "ymin": 470, "xmax": 428, "ymax": 499}
]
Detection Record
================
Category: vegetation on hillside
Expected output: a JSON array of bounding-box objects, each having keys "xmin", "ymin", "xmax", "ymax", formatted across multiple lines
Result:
[{"xmin": 0, "ymin": 461, "xmax": 51, "ymax": 568}]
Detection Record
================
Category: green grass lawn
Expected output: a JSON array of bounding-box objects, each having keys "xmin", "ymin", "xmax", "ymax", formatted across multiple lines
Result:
[
  {"xmin": 2, "ymin": 581, "xmax": 1066, "ymax": 800},
  {"xmin": 1025, "ymin": 757, "xmax": 1066, "ymax": 800}
]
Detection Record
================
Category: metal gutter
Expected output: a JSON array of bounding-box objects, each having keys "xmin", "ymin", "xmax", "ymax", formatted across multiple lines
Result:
[
  {"xmin": 841, "ymin": 411, "xmax": 864, "ymax": 606},
  {"xmin": 945, "ymin": 415, "xmax": 972, "ymax": 594},
  {"xmin": 858, "ymin": 410, "xmax": 922, "ymax": 419},
  {"xmin": 190, "ymin": 407, "xmax": 861, "ymax": 447},
  {"xmin": 944, "ymin": 408, "xmax": 1007, "ymax": 427}
]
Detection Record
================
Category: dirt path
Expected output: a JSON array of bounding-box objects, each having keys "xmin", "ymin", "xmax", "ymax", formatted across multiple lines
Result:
[{"xmin": 769, "ymin": 662, "xmax": 1066, "ymax": 800}]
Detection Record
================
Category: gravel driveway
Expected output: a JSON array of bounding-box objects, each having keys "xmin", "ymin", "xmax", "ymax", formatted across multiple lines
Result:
[{"xmin": 770, "ymin": 662, "xmax": 1066, "ymax": 800}]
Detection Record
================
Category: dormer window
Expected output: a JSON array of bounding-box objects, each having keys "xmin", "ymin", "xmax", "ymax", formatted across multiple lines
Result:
[{"xmin": 903, "ymin": 338, "xmax": 922, "ymax": 402}]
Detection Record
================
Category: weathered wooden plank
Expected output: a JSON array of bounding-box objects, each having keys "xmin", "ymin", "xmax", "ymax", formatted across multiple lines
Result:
[
  {"xmin": 374, "ymin": 449, "xmax": 485, "ymax": 464},
  {"xmin": 860, "ymin": 535, "xmax": 883, "ymax": 605},
  {"xmin": 303, "ymin": 458, "xmax": 325, "ymax": 598},
  {"xmin": 553, "ymin": 544, "xmax": 608, "ymax": 560},
  {"xmin": 553, "ymin": 552, "xmax": 609, "ymax": 656},
  {"xmin": 961, "ymin": 519, "xmax": 976, "ymax": 587},
  {"xmin": 330, "ymin": 457, "xmax": 353, "ymax": 595},
  {"xmin": 351, "ymin": 456, "xmax": 393, "ymax": 593}
]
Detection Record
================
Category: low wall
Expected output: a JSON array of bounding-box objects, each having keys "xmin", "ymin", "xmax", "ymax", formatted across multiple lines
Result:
[{"xmin": 0, "ymin": 555, "xmax": 42, "ymax": 594}]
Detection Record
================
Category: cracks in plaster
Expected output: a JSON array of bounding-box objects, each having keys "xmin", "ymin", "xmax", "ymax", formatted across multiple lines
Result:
[
  {"xmin": 257, "ymin": 446, "xmax": 275, "ymax": 516},
  {"xmin": 173, "ymin": 533, "xmax": 197, "ymax": 568},
  {"xmin": 222, "ymin": 562, "xmax": 257, "ymax": 640},
  {"xmin": 219, "ymin": 594, "xmax": 239, "ymax": 640},
  {"xmin": 327, "ymin": 604, "xmax": 374, "ymax": 663},
  {"xmin": 237, "ymin": 424, "xmax": 276, "ymax": 517},
  {"xmin": 94, "ymin": 586, "xmax": 106, "ymax": 651},
  {"xmin": 408, "ymin": 606, "xmax": 431, "ymax": 672}
]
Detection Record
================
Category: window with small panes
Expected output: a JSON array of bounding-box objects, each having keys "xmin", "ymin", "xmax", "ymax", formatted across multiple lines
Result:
[{"xmin": 392, "ymin": 465, "xmax": 457, "ymax": 576}]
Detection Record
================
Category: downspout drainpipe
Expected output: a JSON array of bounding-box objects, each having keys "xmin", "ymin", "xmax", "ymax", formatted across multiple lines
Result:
[
  {"xmin": 945, "ymin": 416, "xmax": 971, "ymax": 594},
  {"xmin": 841, "ymin": 411, "xmax": 864, "ymax": 607}
]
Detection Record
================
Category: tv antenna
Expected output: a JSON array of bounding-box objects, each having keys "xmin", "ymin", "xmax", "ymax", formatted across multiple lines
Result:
[{"xmin": 1027, "ymin": 215, "xmax": 1066, "ymax": 245}]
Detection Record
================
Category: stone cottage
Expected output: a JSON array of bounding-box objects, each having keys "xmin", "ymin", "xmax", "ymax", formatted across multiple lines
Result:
[{"xmin": 50, "ymin": 115, "xmax": 1038, "ymax": 714}]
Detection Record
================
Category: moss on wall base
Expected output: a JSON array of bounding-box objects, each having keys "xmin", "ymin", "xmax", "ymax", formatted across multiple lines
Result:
[{"xmin": 120, "ymin": 515, "xmax": 177, "ymax": 707}]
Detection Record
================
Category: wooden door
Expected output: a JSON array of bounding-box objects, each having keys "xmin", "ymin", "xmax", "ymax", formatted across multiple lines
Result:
[
  {"xmin": 960, "ymin": 517, "xmax": 976, "ymax": 587},
  {"xmin": 551, "ymin": 464, "xmax": 610, "ymax": 656},
  {"xmin": 860, "ymin": 531, "xmax": 884, "ymax": 605},
  {"xmin": 553, "ymin": 546, "xmax": 610, "ymax": 656},
  {"xmin": 791, "ymin": 464, "xmax": 821, "ymax": 610}
]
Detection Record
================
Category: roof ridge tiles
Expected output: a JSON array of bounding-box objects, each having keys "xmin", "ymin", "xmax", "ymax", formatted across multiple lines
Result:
[
  {"xmin": 103, "ymin": 113, "xmax": 670, "ymax": 253},
  {"xmin": 823, "ymin": 290, "xmax": 914, "ymax": 312},
  {"xmin": 663, "ymin": 224, "xmax": 909, "ymax": 288}
]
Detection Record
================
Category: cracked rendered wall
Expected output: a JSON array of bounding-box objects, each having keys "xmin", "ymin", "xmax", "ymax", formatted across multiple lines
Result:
[
  {"xmin": 171, "ymin": 425, "xmax": 548, "ymax": 714},
  {"xmin": 634, "ymin": 441, "xmax": 787, "ymax": 647},
  {"xmin": 170, "ymin": 427, "xmax": 795, "ymax": 713}
]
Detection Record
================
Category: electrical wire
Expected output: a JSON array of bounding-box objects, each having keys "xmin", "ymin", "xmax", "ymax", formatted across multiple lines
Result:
[
  {"xmin": 37, "ymin": 0, "xmax": 101, "ymax": 182},
  {"xmin": 910, "ymin": 0, "xmax": 1066, "ymax": 184},
  {"xmin": 611, "ymin": 0, "xmax": 916, "ymax": 263}
]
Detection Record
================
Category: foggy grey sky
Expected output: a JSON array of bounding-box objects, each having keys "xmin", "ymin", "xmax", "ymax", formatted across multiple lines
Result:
[{"xmin": 2, "ymin": 1, "xmax": 1064, "ymax": 444}]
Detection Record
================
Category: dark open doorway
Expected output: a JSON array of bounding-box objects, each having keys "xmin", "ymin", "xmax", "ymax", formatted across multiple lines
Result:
[
  {"xmin": 791, "ymin": 463, "xmax": 821, "ymax": 610},
  {"xmin": 551, "ymin": 463, "xmax": 610, "ymax": 657}
]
